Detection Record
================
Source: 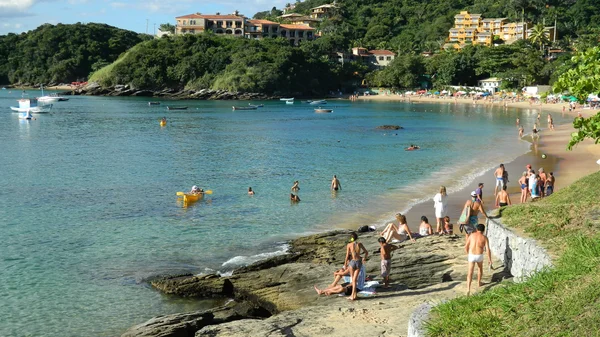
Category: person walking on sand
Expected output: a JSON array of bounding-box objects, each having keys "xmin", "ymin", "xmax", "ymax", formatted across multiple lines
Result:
[
  {"xmin": 378, "ymin": 237, "xmax": 398, "ymax": 288},
  {"xmin": 433, "ymin": 186, "xmax": 448, "ymax": 234},
  {"xmin": 380, "ymin": 213, "xmax": 416, "ymax": 244},
  {"xmin": 344, "ymin": 232, "xmax": 368, "ymax": 301},
  {"xmin": 331, "ymin": 175, "xmax": 342, "ymax": 191},
  {"xmin": 495, "ymin": 185, "xmax": 511, "ymax": 207},
  {"xmin": 475, "ymin": 183, "xmax": 484, "ymax": 203},
  {"xmin": 465, "ymin": 224, "xmax": 492, "ymax": 295},
  {"xmin": 459, "ymin": 191, "xmax": 488, "ymax": 237},
  {"xmin": 493, "ymin": 164, "xmax": 505, "ymax": 196},
  {"xmin": 291, "ymin": 181, "xmax": 300, "ymax": 192}
]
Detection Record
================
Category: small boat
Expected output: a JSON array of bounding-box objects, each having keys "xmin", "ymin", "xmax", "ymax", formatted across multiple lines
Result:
[
  {"xmin": 10, "ymin": 98, "xmax": 52, "ymax": 113},
  {"xmin": 57, "ymin": 97, "xmax": 69, "ymax": 101},
  {"xmin": 166, "ymin": 106, "xmax": 188, "ymax": 110},
  {"xmin": 36, "ymin": 85, "xmax": 62, "ymax": 103},
  {"xmin": 314, "ymin": 108, "xmax": 333, "ymax": 113},
  {"xmin": 249, "ymin": 103, "xmax": 264, "ymax": 108},
  {"xmin": 182, "ymin": 193, "xmax": 201, "ymax": 203},
  {"xmin": 280, "ymin": 98, "xmax": 294, "ymax": 101},
  {"xmin": 148, "ymin": 102, "xmax": 161, "ymax": 106},
  {"xmin": 309, "ymin": 100, "xmax": 327, "ymax": 105},
  {"xmin": 286, "ymin": 100, "xmax": 294, "ymax": 105},
  {"xmin": 233, "ymin": 106, "xmax": 257, "ymax": 110}
]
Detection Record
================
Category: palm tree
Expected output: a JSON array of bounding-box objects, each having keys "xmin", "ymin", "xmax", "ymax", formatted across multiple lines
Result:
[{"xmin": 528, "ymin": 23, "xmax": 549, "ymax": 52}]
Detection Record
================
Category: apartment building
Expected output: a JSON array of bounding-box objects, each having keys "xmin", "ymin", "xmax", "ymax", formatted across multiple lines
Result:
[
  {"xmin": 445, "ymin": 11, "xmax": 531, "ymax": 49},
  {"xmin": 174, "ymin": 13, "xmax": 316, "ymax": 46},
  {"xmin": 309, "ymin": 4, "xmax": 337, "ymax": 19}
]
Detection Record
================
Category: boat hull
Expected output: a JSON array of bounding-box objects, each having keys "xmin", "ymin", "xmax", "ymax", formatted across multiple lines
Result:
[
  {"xmin": 314, "ymin": 109, "xmax": 333, "ymax": 113},
  {"xmin": 183, "ymin": 193, "xmax": 201, "ymax": 203},
  {"xmin": 233, "ymin": 106, "xmax": 257, "ymax": 110}
]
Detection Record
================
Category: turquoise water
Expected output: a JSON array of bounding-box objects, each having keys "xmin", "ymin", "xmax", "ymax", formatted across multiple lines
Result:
[{"xmin": 0, "ymin": 90, "xmax": 566, "ymax": 336}]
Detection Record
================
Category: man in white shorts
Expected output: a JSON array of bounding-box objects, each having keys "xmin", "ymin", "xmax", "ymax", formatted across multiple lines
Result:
[{"xmin": 465, "ymin": 224, "xmax": 492, "ymax": 295}]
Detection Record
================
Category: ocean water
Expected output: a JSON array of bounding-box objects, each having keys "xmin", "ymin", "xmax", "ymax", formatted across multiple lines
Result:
[{"xmin": 0, "ymin": 90, "xmax": 568, "ymax": 336}]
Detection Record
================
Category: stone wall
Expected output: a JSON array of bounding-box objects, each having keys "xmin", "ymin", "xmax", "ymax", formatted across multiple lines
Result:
[{"xmin": 485, "ymin": 217, "xmax": 553, "ymax": 282}]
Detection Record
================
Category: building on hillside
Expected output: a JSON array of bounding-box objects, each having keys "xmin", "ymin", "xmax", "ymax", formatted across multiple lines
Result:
[
  {"xmin": 350, "ymin": 47, "xmax": 396, "ymax": 69},
  {"xmin": 478, "ymin": 77, "xmax": 502, "ymax": 93},
  {"xmin": 278, "ymin": 13, "xmax": 304, "ymax": 20},
  {"xmin": 445, "ymin": 11, "xmax": 533, "ymax": 49},
  {"xmin": 283, "ymin": 3, "xmax": 296, "ymax": 14},
  {"xmin": 289, "ymin": 16, "xmax": 321, "ymax": 28},
  {"xmin": 175, "ymin": 13, "xmax": 245, "ymax": 36},
  {"xmin": 175, "ymin": 14, "xmax": 315, "ymax": 46},
  {"xmin": 310, "ymin": 4, "xmax": 337, "ymax": 19}
]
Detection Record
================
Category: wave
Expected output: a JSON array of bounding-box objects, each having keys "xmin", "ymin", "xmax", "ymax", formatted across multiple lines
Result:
[{"xmin": 218, "ymin": 243, "xmax": 290, "ymax": 274}]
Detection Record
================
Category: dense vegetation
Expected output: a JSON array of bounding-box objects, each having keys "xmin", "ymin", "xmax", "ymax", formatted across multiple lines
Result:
[
  {"xmin": 427, "ymin": 171, "xmax": 600, "ymax": 336},
  {"xmin": 0, "ymin": 23, "xmax": 150, "ymax": 85},
  {"xmin": 89, "ymin": 33, "xmax": 359, "ymax": 95}
]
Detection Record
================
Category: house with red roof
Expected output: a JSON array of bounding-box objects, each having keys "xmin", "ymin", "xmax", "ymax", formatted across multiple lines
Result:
[{"xmin": 350, "ymin": 47, "xmax": 396, "ymax": 68}]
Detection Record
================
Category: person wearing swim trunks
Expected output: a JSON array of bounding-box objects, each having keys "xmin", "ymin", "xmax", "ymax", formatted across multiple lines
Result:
[
  {"xmin": 546, "ymin": 172, "xmax": 555, "ymax": 196},
  {"xmin": 331, "ymin": 175, "xmax": 342, "ymax": 191},
  {"xmin": 461, "ymin": 191, "xmax": 488, "ymax": 237},
  {"xmin": 465, "ymin": 224, "xmax": 491, "ymax": 295},
  {"xmin": 344, "ymin": 232, "xmax": 368, "ymax": 301},
  {"xmin": 493, "ymin": 164, "xmax": 505, "ymax": 196},
  {"xmin": 495, "ymin": 185, "xmax": 511, "ymax": 207},
  {"xmin": 378, "ymin": 237, "xmax": 398, "ymax": 288},
  {"xmin": 538, "ymin": 168, "xmax": 547, "ymax": 198}
]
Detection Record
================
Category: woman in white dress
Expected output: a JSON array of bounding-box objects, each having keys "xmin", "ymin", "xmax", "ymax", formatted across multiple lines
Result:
[{"xmin": 433, "ymin": 186, "xmax": 448, "ymax": 234}]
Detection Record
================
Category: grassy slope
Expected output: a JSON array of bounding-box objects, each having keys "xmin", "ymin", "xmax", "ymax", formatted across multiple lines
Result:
[
  {"xmin": 426, "ymin": 171, "xmax": 600, "ymax": 337},
  {"xmin": 88, "ymin": 46, "xmax": 139, "ymax": 85}
]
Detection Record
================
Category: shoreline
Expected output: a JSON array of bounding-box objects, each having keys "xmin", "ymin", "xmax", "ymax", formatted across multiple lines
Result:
[{"xmin": 125, "ymin": 97, "xmax": 599, "ymax": 336}]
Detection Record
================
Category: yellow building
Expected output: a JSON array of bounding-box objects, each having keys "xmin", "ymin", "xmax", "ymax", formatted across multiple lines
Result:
[
  {"xmin": 309, "ymin": 4, "xmax": 337, "ymax": 19},
  {"xmin": 446, "ymin": 11, "xmax": 532, "ymax": 49}
]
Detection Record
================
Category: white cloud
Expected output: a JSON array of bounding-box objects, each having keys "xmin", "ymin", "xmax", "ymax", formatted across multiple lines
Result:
[
  {"xmin": 0, "ymin": 0, "xmax": 37, "ymax": 16},
  {"xmin": 110, "ymin": 2, "xmax": 126, "ymax": 8}
]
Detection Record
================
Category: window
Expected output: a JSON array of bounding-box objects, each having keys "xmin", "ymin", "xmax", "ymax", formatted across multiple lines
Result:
[
  {"xmin": 190, "ymin": 20, "xmax": 196, "ymax": 25},
  {"xmin": 272, "ymin": 27, "xmax": 278, "ymax": 33},
  {"xmin": 307, "ymin": 32, "xmax": 312, "ymax": 38},
  {"xmin": 298, "ymin": 31, "xmax": 304, "ymax": 38},
  {"xmin": 183, "ymin": 20, "xmax": 187, "ymax": 25},
  {"xmin": 378, "ymin": 56, "xmax": 384, "ymax": 60},
  {"xmin": 235, "ymin": 21, "xmax": 242, "ymax": 28},
  {"xmin": 216, "ymin": 21, "xmax": 222, "ymax": 27},
  {"xmin": 386, "ymin": 56, "xmax": 392, "ymax": 61},
  {"xmin": 226, "ymin": 21, "xmax": 232, "ymax": 28},
  {"xmin": 281, "ymin": 30, "xmax": 287, "ymax": 37},
  {"xmin": 290, "ymin": 30, "xmax": 295, "ymax": 37}
]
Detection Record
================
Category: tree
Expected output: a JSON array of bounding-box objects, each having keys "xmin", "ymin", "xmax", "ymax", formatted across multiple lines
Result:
[
  {"xmin": 159, "ymin": 23, "xmax": 175, "ymax": 34},
  {"xmin": 553, "ymin": 46, "xmax": 600, "ymax": 149},
  {"xmin": 528, "ymin": 23, "xmax": 549, "ymax": 51}
]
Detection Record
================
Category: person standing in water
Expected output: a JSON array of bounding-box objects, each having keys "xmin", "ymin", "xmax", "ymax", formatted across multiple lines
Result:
[
  {"xmin": 465, "ymin": 224, "xmax": 492, "ymax": 295},
  {"xmin": 248, "ymin": 187, "xmax": 255, "ymax": 195},
  {"xmin": 331, "ymin": 175, "xmax": 342, "ymax": 191}
]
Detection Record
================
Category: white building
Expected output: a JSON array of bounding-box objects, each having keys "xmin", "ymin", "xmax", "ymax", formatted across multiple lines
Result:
[{"xmin": 478, "ymin": 77, "xmax": 502, "ymax": 93}]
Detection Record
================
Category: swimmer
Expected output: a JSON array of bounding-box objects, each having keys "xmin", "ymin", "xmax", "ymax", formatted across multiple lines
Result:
[
  {"xmin": 248, "ymin": 187, "xmax": 255, "ymax": 195},
  {"xmin": 291, "ymin": 181, "xmax": 300, "ymax": 192},
  {"xmin": 331, "ymin": 175, "xmax": 342, "ymax": 191}
]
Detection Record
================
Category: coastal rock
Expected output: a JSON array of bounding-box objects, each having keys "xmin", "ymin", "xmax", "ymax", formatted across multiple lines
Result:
[
  {"xmin": 376, "ymin": 125, "xmax": 403, "ymax": 130},
  {"xmin": 121, "ymin": 301, "xmax": 265, "ymax": 337}
]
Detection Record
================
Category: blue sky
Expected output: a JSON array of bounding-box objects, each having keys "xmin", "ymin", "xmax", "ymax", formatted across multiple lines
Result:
[{"xmin": 0, "ymin": 0, "xmax": 290, "ymax": 35}]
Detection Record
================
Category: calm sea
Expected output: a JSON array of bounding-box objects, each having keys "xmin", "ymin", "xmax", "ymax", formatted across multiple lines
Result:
[{"xmin": 0, "ymin": 90, "xmax": 566, "ymax": 336}]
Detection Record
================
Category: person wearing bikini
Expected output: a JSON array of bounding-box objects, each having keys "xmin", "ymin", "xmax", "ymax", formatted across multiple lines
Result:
[{"xmin": 344, "ymin": 232, "xmax": 368, "ymax": 301}]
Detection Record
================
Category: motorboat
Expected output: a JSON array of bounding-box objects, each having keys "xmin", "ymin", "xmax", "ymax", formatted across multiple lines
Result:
[
  {"xmin": 166, "ymin": 106, "xmax": 188, "ymax": 110},
  {"xmin": 314, "ymin": 108, "xmax": 333, "ymax": 113},
  {"xmin": 286, "ymin": 100, "xmax": 294, "ymax": 105},
  {"xmin": 10, "ymin": 98, "xmax": 53, "ymax": 113},
  {"xmin": 280, "ymin": 97, "xmax": 294, "ymax": 101},
  {"xmin": 148, "ymin": 102, "xmax": 161, "ymax": 106},
  {"xmin": 232, "ymin": 106, "xmax": 258, "ymax": 110},
  {"xmin": 309, "ymin": 100, "xmax": 327, "ymax": 105},
  {"xmin": 36, "ymin": 85, "xmax": 64, "ymax": 103},
  {"xmin": 248, "ymin": 103, "xmax": 264, "ymax": 108}
]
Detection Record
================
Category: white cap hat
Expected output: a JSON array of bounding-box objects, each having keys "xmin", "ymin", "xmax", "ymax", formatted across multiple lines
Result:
[
  {"xmin": 471, "ymin": 191, "xmax": 477, "ymax": 197},
  {"xmin": 192, "ymin": 185, "xmax": 198, "ymax": 190}
]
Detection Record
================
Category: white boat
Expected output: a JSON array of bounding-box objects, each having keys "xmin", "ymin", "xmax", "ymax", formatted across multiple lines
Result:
[
  {"xmin": 314, "ymin": 108, "xmax": 333, "ymax": 113},
  {"xmin": 10, "ymin": 98, "xmax": 53, "ymax": 113},
  {"xmin": 37, "ymin": 85, "xmax": 66, "ymax": 103},
  {"xmin": 280, "ymin": 98, "xmax": 294, "ymax": 101},
  {"xmin": 309, "ymin": 100, "xmax": 327, "ymax": 105},
  {"xmin": 286, "ymin": 100, "xmax": 294, "ymax": 105}
]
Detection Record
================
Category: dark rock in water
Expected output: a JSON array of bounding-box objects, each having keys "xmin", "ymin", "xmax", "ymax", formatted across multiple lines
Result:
[
  {"xmin": 376, "ymin": 125, "xmax": 403, "ymax": 130},
  {"xmin": 131, "ymin": 90, "xmax": 154, "ymax": 97},
  {"xmin": 121, "ymin": 300, "xmax": 269, "ymax": 337}
]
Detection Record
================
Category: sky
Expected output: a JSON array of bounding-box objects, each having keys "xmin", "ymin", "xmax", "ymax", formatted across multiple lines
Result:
[{"xmin": 0, "ymin": 0, "xmax": 291, "ymax": 35}]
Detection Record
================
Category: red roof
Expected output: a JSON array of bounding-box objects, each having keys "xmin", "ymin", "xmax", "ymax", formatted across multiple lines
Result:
[
  {"xmin": 280, "ymin": 24, "xmax": 315, "ymax": 31},
  {"xmin": 368, "ymin": 50, "xmax": 396, "ymax": 56},
  {"xmin": 248, "ymin": 19, "xmax": 278, "ymax": 25},
  {"xmin": 176, "ymin": 13, "xmax": 243, "ymax": 20}
]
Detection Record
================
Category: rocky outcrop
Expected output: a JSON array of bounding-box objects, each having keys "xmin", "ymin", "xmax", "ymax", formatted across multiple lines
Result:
[
  {"xmin": 485, "ymin": 217, "xmax": 553, "ymax": 282},
  {"xmin": 376, "ymin": 125, "xmax": 403, "ymax": 130},
  {"xmin": 121, "ymin": 300, "xmax": 268, "ymax": 337},
  {"xmin": 61, "ymin": 82, "xmax": 275, "ymax": 100},
  {"xmin": 407, "ymin": 302, "xmax": 435, "ymax": 337}
]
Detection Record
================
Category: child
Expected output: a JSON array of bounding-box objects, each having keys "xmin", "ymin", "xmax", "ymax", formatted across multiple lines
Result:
[
  {"xmin": 378, "ymin": 237, "xmax": 398, "ymax": 288},
  {"xmin": 443, "ymin": 216, "xmax": 453, "ymax": 235}
]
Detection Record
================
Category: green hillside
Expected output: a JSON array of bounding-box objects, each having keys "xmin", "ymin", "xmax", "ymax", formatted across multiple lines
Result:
[{"xmin": 0, "ymin": 23, "xmax": 150, "ymax": 85}]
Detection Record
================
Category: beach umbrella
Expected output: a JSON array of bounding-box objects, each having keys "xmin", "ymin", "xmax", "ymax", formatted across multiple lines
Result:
[{"xmin": 434, "ymin": 91, "xmax": 440, "ymax": 95}]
